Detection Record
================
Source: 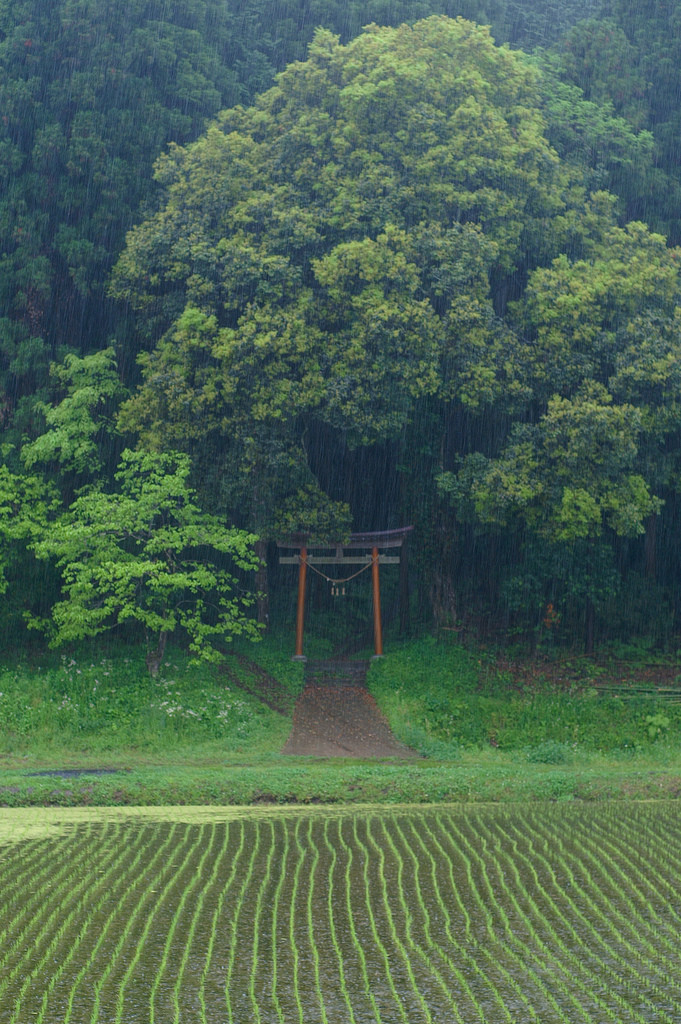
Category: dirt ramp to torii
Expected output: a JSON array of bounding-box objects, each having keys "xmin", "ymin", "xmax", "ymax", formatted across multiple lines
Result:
[{"xmin": 282, "ymin": 659, "xmax": 418, "ymax": 758}]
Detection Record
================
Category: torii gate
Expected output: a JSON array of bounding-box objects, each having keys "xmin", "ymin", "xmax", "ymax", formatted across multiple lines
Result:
[{"xmin": 277, "ymin": 527, "xmax": 413, "ymax": 660}]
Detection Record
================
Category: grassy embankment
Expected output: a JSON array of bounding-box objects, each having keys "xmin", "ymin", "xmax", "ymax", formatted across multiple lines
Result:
[{"xmin": 0, "ymin": 632, "xmax": 680, "ymax": 806}]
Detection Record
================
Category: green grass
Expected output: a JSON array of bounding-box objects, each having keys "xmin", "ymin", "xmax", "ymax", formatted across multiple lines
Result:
[
  {"xmin": 0, "ymin": 636, "xmax": 298, "ymax": 757},
  {"xmin": 368, "ymin": 634, "xmax": 681, "ymax": 755},
  {"xmin": 1, "ymin": 632, "xmax": 680, "ymax": 806}
]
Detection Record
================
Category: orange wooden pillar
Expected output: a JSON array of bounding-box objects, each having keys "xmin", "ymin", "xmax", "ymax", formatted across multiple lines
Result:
[
  {"xmin": 371, "ymin": 546, "xmax": 383, "ymax": 657},
  {"xmin": 293, "ymin": 547, "xmax": 307, "ymax": 660}
]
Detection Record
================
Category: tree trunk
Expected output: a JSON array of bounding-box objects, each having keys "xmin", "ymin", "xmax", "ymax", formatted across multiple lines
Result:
[
  {"xmin": 146, "ymin": 630, "xmax": 168, "ymax": 678},
  {"xmin": 584, "ymin": 597, "xmax": 595, "ymax": 655},
  {"xmin": 399, "ymin": 538, "xmax": 410, "ymax": 635},
  {"xmin": 255, "ymin": 539, "xmax": 270, "ymax": 628},
  {"xmin": 431, "ymin": 570, "xmax": 457, "ymax": 627},
  {"xmin": 644, "ymin": 513, "xmax": 658, "ymax": 580}
]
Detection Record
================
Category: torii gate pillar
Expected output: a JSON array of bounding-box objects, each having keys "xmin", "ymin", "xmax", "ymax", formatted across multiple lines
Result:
[
  {"xmin": 293, "ymin": 546, "xmax": 307, "ymax": 661},
  {"xmin": 371, "ymin": 546, "xmax": 383, "ymax": 658}
]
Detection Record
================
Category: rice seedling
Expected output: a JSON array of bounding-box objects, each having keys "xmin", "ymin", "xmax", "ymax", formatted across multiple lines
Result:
[
  {"xmin": 268, "ymin": 818, "xmax": 288, "ymax": 1024},
  {"xmin": 0, "ymin": 803, "xmax": 680, "ymax": 1023},
  {"xmin": 353, "ymin": 815, "xmax": 410, "ymax": 1022},
  {"xmin": 336, "ymin": 817, "xmax": 382, "ymax": 1022},
  {"xmin": 224, "ymin": 818, "xmax": 261, "ymax": 1023},
  {"xmin": 304, "ymin": 817, "xmax": 329, "ymax": 1024},
  {"xmin": 322, "ymin": 817, "xmax": 358, "ymax": 1024},
  {"xmin": 197, "ymin": 821, "xmax": 245, "ymax": 1023}
]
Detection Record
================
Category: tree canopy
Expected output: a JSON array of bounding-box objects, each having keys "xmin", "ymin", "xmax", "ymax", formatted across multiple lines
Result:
[
  {"xmin": 112, "ymin": 17, "xmax": 575, "ymax": 528},
  {"xmin": 2, "ymin": 3, "xmax": 681, "ymax": 651}
]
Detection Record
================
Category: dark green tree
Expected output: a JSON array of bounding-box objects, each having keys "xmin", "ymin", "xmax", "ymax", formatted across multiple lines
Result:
[{"xmin": 111, "ymin": 16, "xmax": 575, "ymax": 551}]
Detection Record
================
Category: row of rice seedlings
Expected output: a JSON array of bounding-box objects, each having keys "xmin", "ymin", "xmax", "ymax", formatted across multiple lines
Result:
[
  {"xmin": 0, "ymin": 827, "xmax": 97, "ymax": 974},
  {"xmin": 637, "ymin": 805, "xmax": 681, "ymax": 862},
  {"xmin": 396, "ymin": 813, "xmax": 501, "ymax": 1023},
  {"xmin": 353, "ymin": 814, "xmax": 411, "ymax": 1021},
  {"xmin": 486, "ymin": 813, "xmax": 648, "ymax": 1024},
  {"xmin": 288, "ymin": 815, "xmax": 308, "ymax": 1024},
  {"xmin": 474, "ymin": 812, "xmax": 605, "ymax": 1023},
  {"xmin": 268, "ymin": 818, "xmax": 288, "ymax": 1023},
  {"xmin": 374, "ymin": 812, "xmax": 457, "ymax": 1022},
  {"xmin": 118, "ymin": 823, "xmax": 211, "ymax": 1024},
  {"xmin": 61, "ymin": 823, "xmax": 180, "ymax": 1024},
  {"xmin": 0, "ymin": 835, "xmax": 71, "ymax": 956},
  {"xmin": 502, "ymin": 812, "xmax": 676, "ymax": 1024},
  {"xmin": 365, "ymin": 816, "xmax": 434, "ymax": 1023},
  {"xmin": 305, "ymin": 816, "xmax": 329, "ymax": 1024},
  {"xmin": 151, "ymin": 822, "xmax": 219, "ymax": 1024},
  {"xmin": 376, "ymin": 815, "xmax": 469, "ymax": 1023},
  {"xmin": 336, "ymin": 815, "xmax": 383, "ymax": 1022},
  {"xmin": 0, "ymin": 825, "xmax": 122, "ymax": 1013},
  {"xmin": 197, "ymin": 821, "xmax": 246, "ymax": 1023},
  {"xmin": 556, "ymin": 813, "xmax": 681, "ymax": 1021},
  {"xmin": 630, "ymin": 809, "xmax": 681, "ymax": 911},
  {"xmin": 561, "ymin": 813, "xmax": 681, "ymax": 1013},
  {"xmin": 169, "ymin": 822, "xmax": 232, "ymax": 1023},
  {"xmin": 322, "ymin": 817, "xmax": 358, "ymax": 1024},
  {"xmin": 429, "ymin": 812, "xmax": 542, "ymax": 1021},
  {"xmin": 438, "ymin": 811, "xmax": 571, "ymax": 1021},
  {"xmin": 417, "ymin": 812, "xmax": 527, "ymax": 1022},
  {"xmin": 33, "ymin": 823, "xmax": 156, "ymax": 1024},
  {"xmin": 89, "ymin": 822, "xmax": 185, "ymax": 1022},
  {"xmin": 493, "ymin": 815, "xmax": 630, "ymax": 1024},
  {"xmin": 586, "ymin": 810, "xmax": 681, "ymax": 930},
  {"xmin": 248, "ymin": 818, "xmax": 278, "ymax": 1024},
  {"xmin": 523, "ymin": 806, "xmax": 681, "ymax": 1011},
  {"xmin": 558, "ymin": 810, "xmax": 681, "ymax": 979},
  {"xmin": 224, "ymin": 816, "xmax": 263, "ymax": 1022},
  {"xmin": 0, "ymin": 833, "xmax": 57, "ymax": 907}
]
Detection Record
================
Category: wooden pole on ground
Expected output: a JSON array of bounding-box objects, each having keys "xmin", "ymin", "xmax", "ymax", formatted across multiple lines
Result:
[
  {"xmin": 371, "ymin": 546, "xmax": 383, "ymax": 657},
  {"xmin": 294, "ymin": 548, "xmax": 307, "ymax": 660}
]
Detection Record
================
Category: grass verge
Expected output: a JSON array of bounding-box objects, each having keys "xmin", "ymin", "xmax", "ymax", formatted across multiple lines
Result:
[{"xmin": 0, "ymin": 632, "xmax": 680, "ymax": 806}]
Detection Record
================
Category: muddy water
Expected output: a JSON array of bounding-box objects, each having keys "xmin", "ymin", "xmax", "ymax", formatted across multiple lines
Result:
[{"xmin": 0, "ymin": 802, "xmax": 679, "ymax": 1023}]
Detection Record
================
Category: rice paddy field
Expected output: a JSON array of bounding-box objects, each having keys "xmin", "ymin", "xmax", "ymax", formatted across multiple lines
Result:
[{"xmin": 1, "ymin": 802, "xmax": 680, "ymax": 1023}]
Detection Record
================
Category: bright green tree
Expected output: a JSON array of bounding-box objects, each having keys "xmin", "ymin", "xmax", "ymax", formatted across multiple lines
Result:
[{"xmin": 30, "ymin": 449, "xmax": 261, "ymax": 673}]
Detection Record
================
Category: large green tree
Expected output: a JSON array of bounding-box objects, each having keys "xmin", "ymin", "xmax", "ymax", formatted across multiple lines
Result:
[
  {"xmin": 112, "ymin": 17, "xmax": 575, "ymax": 543},
  {"xmin": 439, "ymin": 202, "xmax": 681, "ymax": 645},
  {"xmin": 113, "ymin": 15, "xmax": 681, "ymax": 644}
]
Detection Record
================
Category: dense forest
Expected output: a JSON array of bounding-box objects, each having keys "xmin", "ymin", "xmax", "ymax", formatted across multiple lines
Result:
[{"xmin": 2, "ymin": 0, "xmax": 681, "ymax": 657}]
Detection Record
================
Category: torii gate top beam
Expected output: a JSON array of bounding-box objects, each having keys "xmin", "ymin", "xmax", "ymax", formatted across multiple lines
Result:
[{"xmin": 277, "ymin": 526, "xmax": 413, "ymax": 551}]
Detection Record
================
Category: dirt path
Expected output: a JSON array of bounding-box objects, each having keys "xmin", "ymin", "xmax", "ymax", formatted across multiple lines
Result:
[{"xmin": 282, "ymin": 660, "xmax": 417, "ymax": 758}]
